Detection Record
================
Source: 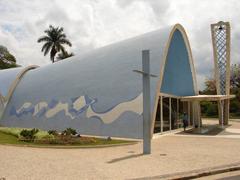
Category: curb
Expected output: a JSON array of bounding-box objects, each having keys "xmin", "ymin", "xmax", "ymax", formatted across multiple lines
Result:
[
  {"xmin": 0, "ymin": 141, "xmax": 138, "ymax": 149},
  {"xmin": 171, "ymin": 165, "xmax": 240, "ymax": 180},
  {"xmin": 132, "ymin": 162, "xmax": 240, "ymax": 180}
]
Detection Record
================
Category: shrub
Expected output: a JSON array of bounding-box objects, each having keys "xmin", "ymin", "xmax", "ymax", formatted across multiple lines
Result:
[
  {"xmin": 230, "ymin": 100, "xmax": 240, "ymax": 113},
  {"xmin": 41, "ymin": 134, "xmax": 55, "ymax": 140},
  {"xmin": 72, "ymin": 136, "xmax": 97, "ymax": 145},
  {"xmin": 35, "ymin": 134, "xmax": 55, "ymax": 144},
  {"xmin": 48, "ymin": 130, "xmax": 58, "ymax": 136},
  {"xmin": 201, "ymin": 101, "xmax": 212, "ymax": 113},
  {"xmin": 62, "ymin": 128, "xmax": 77, "ymax": 136},
  {"xmin": 19, "ymin": 128, "xmax": 39, "ymax": 142},
  {"xmin": 206, "ymin": 103, "xmax": 218, "ymax": 117}
]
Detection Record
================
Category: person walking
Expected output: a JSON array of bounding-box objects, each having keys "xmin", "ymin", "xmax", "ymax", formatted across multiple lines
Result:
[{"xmin": 183, "ymin": 112, "xmax": 188, "ymax": 131}]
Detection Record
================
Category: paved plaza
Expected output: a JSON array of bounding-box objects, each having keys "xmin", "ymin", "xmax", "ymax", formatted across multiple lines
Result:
[{"xmin": 0, "ymin": 119, "xmax": 240, "ymax": 179}]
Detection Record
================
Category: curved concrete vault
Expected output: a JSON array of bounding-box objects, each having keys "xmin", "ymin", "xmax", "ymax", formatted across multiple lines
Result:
[{"xmin": 0, "ymin": 24, "xmax": 198, "ymax": 139}]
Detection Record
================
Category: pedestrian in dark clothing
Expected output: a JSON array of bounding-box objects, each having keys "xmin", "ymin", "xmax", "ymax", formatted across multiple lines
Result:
[{"xmin": 183, "ymin": 112, "xmax": 188, "ymax": 131}]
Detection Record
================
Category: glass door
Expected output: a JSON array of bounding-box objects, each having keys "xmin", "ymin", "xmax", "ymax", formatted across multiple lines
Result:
[
  {"xmin": 163, "ymin": 97, "xmax": 170, "ymax": 132},
  {"xmin": 171, "ymin": 98, "xmax": 178, "ymax": 130}
]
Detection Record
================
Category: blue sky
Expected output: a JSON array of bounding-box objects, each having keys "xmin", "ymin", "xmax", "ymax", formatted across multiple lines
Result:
[{"xmin": 0, "ymin": 0, "xmax": 239, "ymax": 90}]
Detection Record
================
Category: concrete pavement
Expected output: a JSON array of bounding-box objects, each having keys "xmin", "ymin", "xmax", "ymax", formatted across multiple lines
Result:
[{"xmin": 0, "ymin": 119, "xmax": 240, "ymax": 179}]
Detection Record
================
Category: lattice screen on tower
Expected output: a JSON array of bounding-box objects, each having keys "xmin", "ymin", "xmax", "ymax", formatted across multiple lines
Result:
[{"xmin": 211, "ymin": 21, "xmax": 230, "ymax": 95}]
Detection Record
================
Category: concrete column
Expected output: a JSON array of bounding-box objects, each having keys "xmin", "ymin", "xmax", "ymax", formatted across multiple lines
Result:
[
  {"xmin": 142, "ymin": 50, "xmax": 151, "ymax": 154},
  {"xmin": 187, "ymin": 101, "xmax": 190, "ymax": 126},
  {"xmin": 224, "ymin": 99, "xmax": 229, "ymax": 125},
  {"xmin": 192, "ymin": 102, "xmax": 195, "ymax": 128},
  {"xmin": 160, "ymin": 96, "xmax": 163, "ymax": 133},
  {"xmin": 169, "ymin": 97, "xmax": 172, "ymax": 131},
  {"xmin": 220, "ymin": 100, "xmax": 224, "ymax": 128},
  {"xmin": 177, "ymin": 99, "xmax": 179, "ymax": 128}
]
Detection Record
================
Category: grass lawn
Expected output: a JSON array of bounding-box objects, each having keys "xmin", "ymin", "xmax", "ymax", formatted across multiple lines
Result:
[
  {"xmin": 0, "ymin": 128, "xmax": 135, "ymax": 148},
  {"xmin": 0, "ymin": 127, "xmax": 49, "ymax": 138},
  {"xmin": 0, "ymin": 131, "xmax": 30, "ymax": 145}
]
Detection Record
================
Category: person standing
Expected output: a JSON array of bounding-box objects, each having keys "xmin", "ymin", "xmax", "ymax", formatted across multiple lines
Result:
[{"xmin": 183, "ymin": 112, "xmax": 188, "ymax": 131}]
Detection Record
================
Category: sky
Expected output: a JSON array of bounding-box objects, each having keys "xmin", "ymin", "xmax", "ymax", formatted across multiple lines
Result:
[{"xmin": 0, "ymin": 0, "xmax": 239, "ymax": 90}]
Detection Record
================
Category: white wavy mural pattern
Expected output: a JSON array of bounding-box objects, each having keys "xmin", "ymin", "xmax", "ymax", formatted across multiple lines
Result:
[
  {"xmin": 16, "ymin": 102, "xmax": 32, "ymax": 114},
  {"xmin": 33, "ymin": 102, "xmax": 48, "ymax": 116},
  {"xmin": 45, "ymin": 102, "xmax": 75, "ymax": 119},
  {"xmin": 86, "ymin": 93, "xmax": 142, "ymax": 124},
  {"xmin": 11, "ymin": 93, "xmax": 143, "ymax": 124}
]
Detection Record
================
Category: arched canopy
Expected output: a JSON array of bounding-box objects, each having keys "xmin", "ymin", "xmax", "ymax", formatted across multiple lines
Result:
[{"xmin": 0, "ymin": 24, "xmax": 198, "ymax": 139}]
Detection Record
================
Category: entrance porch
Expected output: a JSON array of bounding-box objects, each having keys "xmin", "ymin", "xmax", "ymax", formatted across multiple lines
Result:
[{"xmin": 153, "ymin": 93, "xmax": 235, "ymax": 134}]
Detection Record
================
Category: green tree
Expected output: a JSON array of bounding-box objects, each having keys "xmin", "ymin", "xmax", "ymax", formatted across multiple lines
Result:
[
  {"xmin": 0, "ymin": 45, "xmax": 18, "ymax": 69},
  {"xmin": 37, "ymin": 25, "xmax": 72, "ymax": 63},
  {"xmin": 56, "ymin": 50, "xmax": 74, "ymax": 61},
  {"xmin": 201, "ymin": 78, "xmax": 216, "ymax": 95},
  {"xmin": 205, "ymin": 103, "xmax": 218, "ymax": 117},
  {"xmin": 230, "ymin": 64, "xmax": 240, "ymax": 89},
  {"xmin": 202, "ymin": 64, "xmax": 240, "ymax": 117}
]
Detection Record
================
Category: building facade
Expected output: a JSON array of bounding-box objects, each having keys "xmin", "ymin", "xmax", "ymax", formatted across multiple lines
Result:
[{"xmin": 0, "ymin": 24, "xmax": 199, "ymax": 139}]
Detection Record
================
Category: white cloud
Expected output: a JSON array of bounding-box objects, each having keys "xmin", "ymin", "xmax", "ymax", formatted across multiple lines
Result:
[{"xmin": 0, "ymin": 0, "xmax": 239, "ymax": 90}]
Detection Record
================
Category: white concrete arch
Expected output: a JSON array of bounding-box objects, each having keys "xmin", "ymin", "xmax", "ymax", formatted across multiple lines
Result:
[
  {"xmin": 151, "ymin": 24, "xmax": 198, "ymax": 136},
  {"xmin": 0, "ymin": 65, "xmax": 38, "ymax": 120},
  {"xmin": 4, "ymin": 65, "xmax": 39, "ymax": 102}
]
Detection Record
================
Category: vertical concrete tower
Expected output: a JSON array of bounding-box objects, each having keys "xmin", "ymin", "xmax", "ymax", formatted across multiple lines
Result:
[{"xmin": 211, "ymin": 21, "xmax": 231, "ymax": 125}]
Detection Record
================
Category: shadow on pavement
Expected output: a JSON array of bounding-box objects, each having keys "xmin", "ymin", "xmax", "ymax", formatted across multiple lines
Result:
[
  {"xmin": 107, "ymin": 153, "xmax": 143, "ymax": 164},
  {"xmin": 176, "ymin": 125, "xmax": 227, "ymax": 136}
]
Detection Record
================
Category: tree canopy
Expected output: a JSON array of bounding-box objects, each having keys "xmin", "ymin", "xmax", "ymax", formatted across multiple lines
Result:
[
  {"xmin": 37, "ymin": 25, "xmax": 72, "ymax": 63},
  {"xmin": 201, "ymin": 64, "xmax": 240, "ymax": 117},
  {"xmin": 56, "ymin": 50, "xmax": 74, "ymax": 61},
  {"xmin": 0, "ymin": 45, "xmax": 18, "ymax": 69}
]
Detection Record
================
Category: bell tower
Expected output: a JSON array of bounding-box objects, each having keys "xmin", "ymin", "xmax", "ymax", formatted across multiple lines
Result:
[{"xmin": 211, "ymin": 21, "xmax": 231, "ymax": 125}]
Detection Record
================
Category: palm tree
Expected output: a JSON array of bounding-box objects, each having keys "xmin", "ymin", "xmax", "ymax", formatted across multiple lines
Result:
[
  {"xmin": 37, "ymin": 25, "xmax": 72, "ymax": 63},
  {"xmin": 56, "ymin": 50, "xmax": 74, "ymax": 61}
]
